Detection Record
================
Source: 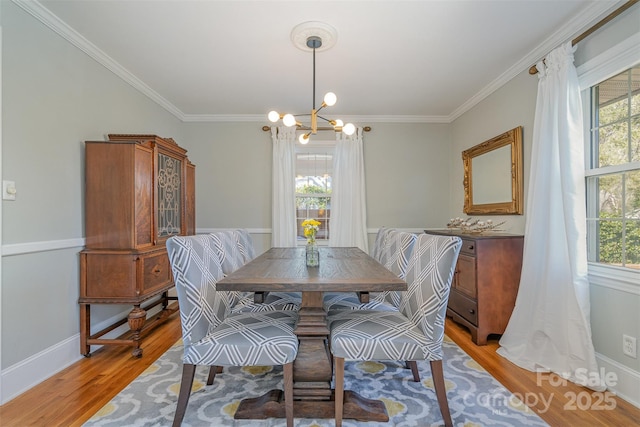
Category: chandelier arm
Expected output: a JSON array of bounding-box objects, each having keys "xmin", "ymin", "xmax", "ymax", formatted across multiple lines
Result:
[
  {"xmin": 262, "ymin": 126, "xmax": 372, "ymax": 132},
  {"xmin": 316, "ymin": 114, "xmax": 334, "ymax": 123}
]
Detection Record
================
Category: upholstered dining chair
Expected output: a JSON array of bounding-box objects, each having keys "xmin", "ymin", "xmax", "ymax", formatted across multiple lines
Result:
[
  {"xmin": 370, "ymin": 226, "xmax": 393, "ymax": 261},
  {"xmin": 234, "ymin": 228, "xmax": 257, "ymax": 263},
  {"xmin": 166, "ymin": 234, "xmax": 298, "ymax": 427},
  {"xmin": 329, "ymin": 232, "xmax": 462, "ymax": 427},
  {"xmin": 210, "ymin": 230, "xmax": 301, "ymax": 313},
  {"xmin": 323, "ymin": 230, "xmax": 416, "ymax": 311}
]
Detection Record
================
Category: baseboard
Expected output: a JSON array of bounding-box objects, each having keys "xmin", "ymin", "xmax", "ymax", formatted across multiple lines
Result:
[
  {"xmin": 596, "ymin": 352, "xmax": 640, "ymax": 408},
  {"xmin": 0, "ymin": 304, "xmax": 163, "ymax": 405}
]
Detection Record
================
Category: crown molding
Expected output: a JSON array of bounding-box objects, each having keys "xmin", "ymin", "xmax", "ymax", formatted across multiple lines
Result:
[
  {"xmin": 181, "ymin": 113, "xmax": 450, "ymax": 124},
  {"xmin": 448, "ymin": 0, "xmax": 623, "ymax": 122},
  {"xmin": 16, "ymin": 0, "xmax": 624, "ymax": 125}
]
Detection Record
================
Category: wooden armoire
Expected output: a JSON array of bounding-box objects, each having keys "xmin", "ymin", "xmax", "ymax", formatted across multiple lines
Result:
[{"xmin": 79, "ymin": 134, "xmax": 195, "ymax": 357}]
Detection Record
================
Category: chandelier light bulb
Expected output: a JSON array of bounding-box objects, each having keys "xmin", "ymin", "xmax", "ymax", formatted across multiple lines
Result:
[
  {"xmin": 334, "ymin": 119, "xmax": 344, "ymax": 128},
  {"xmin": 323, "ymin": 92, "xmax": 337, "ymax": 107},
  {"xmin": 343, "ymin": 123, "xmax": 356, "ymax": 135},
  {"xmin": 283, "ymin": 114, "xmax": 296, "ymax": 127},
  {"xmin": 299, "ymin": 133, "xmax": 310, "ymax": 144},
  {"xmin": 268, "ymin": 111, "xmax": 280, "ymax": 123}
]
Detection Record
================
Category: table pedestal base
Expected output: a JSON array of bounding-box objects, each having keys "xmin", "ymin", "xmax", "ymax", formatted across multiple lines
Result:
[{"xmin": 233, "ymin": 389, "xmax": 389, "ymax": 422}]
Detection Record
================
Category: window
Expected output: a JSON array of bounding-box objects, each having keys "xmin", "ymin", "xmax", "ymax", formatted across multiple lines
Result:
[
  {"xmin": 586, "ymin": 65, "xmax": 640, "ymax": 270},
  {"xmin": 295, "ymin": 143, "xmax": 334, "ymax": 243}
]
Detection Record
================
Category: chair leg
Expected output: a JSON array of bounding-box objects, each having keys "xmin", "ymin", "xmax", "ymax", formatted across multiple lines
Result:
[
  {"xmin": 430, "ymin": 360, "xmax": 453, "ymax": 427},
  {"xmin": 407, "ymin": 360, "xmax": 420, "ymax": 382},
  {"xmin": 283, "ymin": 362, "xmax": 294, "ymax": 427},
  {"xmin": 206, "ymin": 366, "xmax": 222, "ymax": 385},
  {"xmin": 173, "ymin": 364, "xmax": 197, "ymax": 427},
  {"xmin": 334, "ymin": 357, "xmax": 345, "ymax": 427}
]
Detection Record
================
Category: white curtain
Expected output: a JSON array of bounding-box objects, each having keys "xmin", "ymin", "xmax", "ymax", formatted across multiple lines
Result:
[
  {"xmin": 497, "ymin": 42, "xmax": 603, "ymax": 391},
  {"xmin": 329, "ymin": 127, "xmax": 368, "ymax": 252},
  {"xmin": 271, "ymin": 126, "xmax": 297, "ymax": 247}
]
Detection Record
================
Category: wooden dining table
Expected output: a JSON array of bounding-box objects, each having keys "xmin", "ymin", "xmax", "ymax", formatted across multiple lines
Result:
[{"xmin": 217, "ymin": 246, "xmax": 407, "ymax": 422}]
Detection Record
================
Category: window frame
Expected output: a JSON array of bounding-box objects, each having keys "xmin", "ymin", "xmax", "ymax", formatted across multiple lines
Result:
[
  {"xmin": 294, "ymin": 139, "xmax": 335, "ymax": 246},
  {"xmin": 578, "ymin": 32, "xmax": 640, "ymax": 288}
]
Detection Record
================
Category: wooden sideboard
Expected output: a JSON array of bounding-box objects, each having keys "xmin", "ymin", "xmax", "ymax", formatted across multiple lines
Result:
[
  {"xmin": 79, "ymin": 134, "xmax": 195, "ymax": 357},
  {"xmin": 425, "ymin": 229, "xmax": 523, "ymax": 345}
]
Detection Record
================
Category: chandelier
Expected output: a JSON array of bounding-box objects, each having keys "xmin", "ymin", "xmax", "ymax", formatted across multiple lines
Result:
[{"xmin": 268, "ymin": 22, "xmax": 355, "ymax": 144}]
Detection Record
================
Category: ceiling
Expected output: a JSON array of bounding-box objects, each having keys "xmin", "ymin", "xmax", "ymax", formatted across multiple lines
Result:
[{"xmin": 25, "ymin": 0, "xmax": 622, "ymax": 123}]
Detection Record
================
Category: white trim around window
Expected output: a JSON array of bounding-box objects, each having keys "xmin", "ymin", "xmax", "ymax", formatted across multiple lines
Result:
[{"xmin": 578, "ymin": 31, "xmax": 640, "ymax": 289}]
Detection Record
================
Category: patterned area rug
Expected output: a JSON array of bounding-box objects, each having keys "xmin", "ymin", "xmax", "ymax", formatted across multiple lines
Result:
[{"xmin": 84, "ymin": 336, "xmax": 547, "ymax": 426}]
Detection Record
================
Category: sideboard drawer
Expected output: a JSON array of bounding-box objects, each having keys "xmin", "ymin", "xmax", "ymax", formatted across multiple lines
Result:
[
  {"xmin": 448, "ymin": 290, "xmax": 478, "ymax": 326},
  {"xmin": 140, "ymin": 252, "xmax": 172, "ymax": 294},
  {"xmin": 460, "ymin": 239, "xmax": 477, "ymax": 256}
]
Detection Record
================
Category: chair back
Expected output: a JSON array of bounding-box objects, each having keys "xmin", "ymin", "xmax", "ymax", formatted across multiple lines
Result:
[
  {"xmin": 233, "ymin": 229, "xmax": 257, "ymax": 263},
  {"xmin": 379, "ymin": 230, "xmax": 417, "ymax": 278},
  {"xmin": 399, "ymin": 233, "xmax": 461, "ymax": 359},
  {"xmin": 210, "ymin": 230, "xmax": 244, "ymax": 275},
  {"xmin": 371, "ymin": 227, "xmax": 394, "ymax": 262},
  {"xmin": 166, "ymin": 234, "xmax": 231, "ymax": 348},
  {"xmin": 379, "ymin": 231, "xmax": 417, "ymax": 307}
]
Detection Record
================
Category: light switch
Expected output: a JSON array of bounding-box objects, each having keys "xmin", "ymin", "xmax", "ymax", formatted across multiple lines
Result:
[{"xmin": 3, "ymin": 180, "xmax": 17, "ymax": 201}]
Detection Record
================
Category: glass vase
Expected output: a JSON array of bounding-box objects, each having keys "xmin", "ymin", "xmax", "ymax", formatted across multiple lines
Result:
[{"xmin": 305, "ymin": 242, "xmax": 319, "ymax": 267}]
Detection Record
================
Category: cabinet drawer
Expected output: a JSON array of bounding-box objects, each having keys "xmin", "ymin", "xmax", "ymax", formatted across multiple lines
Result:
[
  {"xmin": 140, "ymin": 252, "xmax": 172, "ymax": 294},
  {"xmin": 460, "ymin": 239, "xmax": 476, "ymax": 256},
  {"xmin": 448, "ymin": 291, "xmax": 478, "ymax": 326}
]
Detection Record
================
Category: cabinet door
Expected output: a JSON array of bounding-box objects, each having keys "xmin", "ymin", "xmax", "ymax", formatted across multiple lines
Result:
[
  {"xmin": 185, "ymin": 161, "xmax": 196, "ymax": 235},
  {"xmin": 455, "ymin": 254, "xmax": 477, "ymax": 299},
  {"xmin": 156, "ymin": 151, "xmax": 183, "ymax": 241},
  {"xmin": 134, "ymin": 145, "xmax": 154, "ymax": 248}
]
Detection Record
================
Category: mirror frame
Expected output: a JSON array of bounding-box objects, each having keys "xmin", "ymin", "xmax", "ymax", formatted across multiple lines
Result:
[{"xmin": 462, "ymin": 126, "xmax": 523, "ymax": 215}]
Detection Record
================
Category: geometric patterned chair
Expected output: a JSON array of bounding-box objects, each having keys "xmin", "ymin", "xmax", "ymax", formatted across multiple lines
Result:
[
  {"xmin": 329, "ymin": 233, "xmax": 462, "ymax": 427},
  {"xmin": 323, "ymin": 230, "xmax": 417, "ymax": 311},
  {"xmin": 370, "ymin": 226, "xmax": 394, "ymax": 262},
  {"xmin": 166, "ymin": 234, "xmax": 298, "ymax": 427},
  {"xmin": 233, "ymin": 228, "xmax": 257, "ymax": 263},
  {"xmin": 210, "ymin": 230, "xmax": 301, "ymax": 314}
]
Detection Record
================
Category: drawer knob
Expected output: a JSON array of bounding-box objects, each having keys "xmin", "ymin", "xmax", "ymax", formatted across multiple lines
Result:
[
  {"xmin": 468, "ymin": 245, "xmax": 474, "ymax": 250},
  {"xmin": 468, "ymin": 309, "xmax": 475, "ymax": 314}
]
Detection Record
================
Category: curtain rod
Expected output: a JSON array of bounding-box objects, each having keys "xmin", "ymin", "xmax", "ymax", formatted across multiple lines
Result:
[
  {"xmin": 529, "ymin": 0, "xmax": 638, "ymax": 75},
  {"xmin": 262, "ymin": 125, "xmax": 372, "ymax": 132}
]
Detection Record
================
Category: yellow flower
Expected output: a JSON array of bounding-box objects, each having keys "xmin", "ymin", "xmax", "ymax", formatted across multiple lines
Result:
[{"xmin": 302, "ymin": 218, "xmax": 321, "ymax": 243}]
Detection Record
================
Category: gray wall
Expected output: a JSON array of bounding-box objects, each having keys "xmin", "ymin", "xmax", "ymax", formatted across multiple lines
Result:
[
  {"xmin": 1, "ymin": 2, "xmax": 183, "ymax": 369},
  {"xmin": 182, "ymin": 121, "xmax": 453, "ymax": 251}
]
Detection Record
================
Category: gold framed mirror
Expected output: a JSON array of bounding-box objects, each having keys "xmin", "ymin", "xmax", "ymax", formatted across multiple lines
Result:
[{"xmin": 463, "ymin": 126, "xmax": 523, "ymax": 215}]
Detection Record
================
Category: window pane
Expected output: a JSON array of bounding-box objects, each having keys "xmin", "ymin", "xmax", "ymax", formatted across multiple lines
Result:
[
  {"xmin": 599, "ymin": 97, "xmax": 628, "ymax": 125},
  {"xmin": 632, "ymin": 92, "xmax": 640, "ymax": 116},
  {"xmin": 596, "ymin": 174, "xmax": 623, "ymax": 217},
  {"xmin": 598, "ymin": 121, "xmax": 628, "ymax": 166},
  {"xmin": 597, "ymin": 219, "xmax": 623, "ymax": 266},
  {"xmin": 630, "ymin": 66, "xmax": 640, "ymax": 116},
  {"xmin": 625, "ymin": 220, "xmax": 640, "ymax": 269},
  {"xmin": 633, "ymin": 116, "xmax": 640, "ymax": 162},
  {"xmin": 588, "ymin": 65, "xmax": 640, "ymax": 272},
  {"xmin": 626, "ymin": 170, "xmax": 640, "ymax": 219},
  {"xmin": 295, "ymin": 151, "xmax": 332, "ymax": 241}
]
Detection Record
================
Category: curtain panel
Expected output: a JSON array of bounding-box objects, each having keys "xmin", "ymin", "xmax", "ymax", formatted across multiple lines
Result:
[
  {"xmin": 329, "ymin": 127, "xmax": 368, "ymax": 252},
  {"xmin": 497, "ymin": 42, "xmax": 602, "ymax": 391},
  {"xmin": 271, "ymin": 126, "xmax": 297, "ymax": 247}
]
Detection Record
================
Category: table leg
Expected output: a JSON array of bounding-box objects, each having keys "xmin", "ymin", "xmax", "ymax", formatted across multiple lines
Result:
[{"xmin": 234, "ymin": 291, "xmax": 389, "ymax": 421}]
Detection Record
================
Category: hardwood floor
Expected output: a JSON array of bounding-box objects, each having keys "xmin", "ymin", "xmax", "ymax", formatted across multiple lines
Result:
[{"xmin": 0, "ymin": 314, "xmax": 638, "ymax": 426}]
